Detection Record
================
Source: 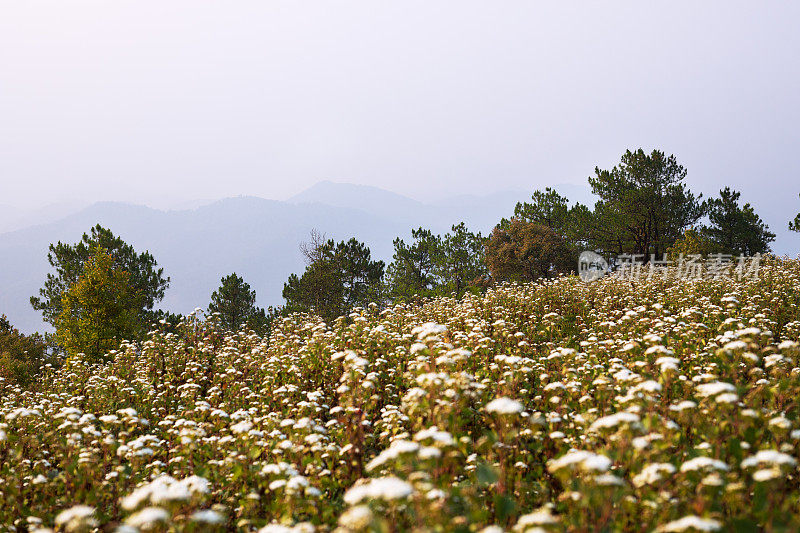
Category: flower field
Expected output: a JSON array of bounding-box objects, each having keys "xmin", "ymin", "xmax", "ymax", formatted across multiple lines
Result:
[{"xmin": 3, "ymin": 258, "xmax": 800, "ymax": 532}]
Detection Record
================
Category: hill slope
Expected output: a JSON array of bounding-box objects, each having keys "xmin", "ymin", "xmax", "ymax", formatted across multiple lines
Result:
[
  {"xmin": 2, "ymin": 259, "xmax": 800, "ymax": 529},
  {"xmin": 2, "ymin": 182, "xmax": 556, "ymax": 333}
]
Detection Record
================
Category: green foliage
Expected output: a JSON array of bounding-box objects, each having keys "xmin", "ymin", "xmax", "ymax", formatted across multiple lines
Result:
[
  {"xmin": 145, "ymin": 309, "xmax": 185, "ymax": 334},
  {"xmin": 666, "ymin": 228, "xmax": 723, "ymax": 257},
  {"xmin": 499, "ymin": 187, "xmax": 591, "ymax": 268},
  {"xmin": 437, "ymin": 223, "xmax": 488, "ymax": 298},
  {"xmin": 485, "ymin": 220, "xmax": 574, "ymax": 282},
  {"xmin": 30, "ymin": 224, "xmax": 169, "ymax": 328},
  {"xmin": 245, "ymin": 305, "xmax": 288, "ymax": 336},
  {"xmin": 53, "ymin": 246, "xmax": 145, "ymax": 362},
  {"xmin": 701, "ymin": 187, "xmax": 775, "ymax": 255},
  {"xmin": 588, "ymin": 149, "xmax": 705, "ymax": 256},
  {"xmin": 0, "ymin": 315, "xmax": 54, "ymax": 387},
  {"xmin": 208, "ymin": 273, "xmax": 260, "ymax": 332},
  {"xmin": 506, "ymin": 187, "xmax": 592, "ymax": 247},
  {"xmin": 511, "ymin": 187, "xmax": 571, "ymax": 230},
  {"xmin": 789, "ymin": 193, "xmax": 800, "ymax": 233},
  {"xmin": 283, "ymin": 234, "xmax": 384, "ymax": 322},
  {"xmin": 207, "ymin": 273, "xmax": 284, "ymax": 335},
  {"xmin": 386, "ymin": 224, "xmax": 488, "ymax": 301},
  {"xmin": 385, "ymin": 228, "xmax": 440, "ymax": 300}
]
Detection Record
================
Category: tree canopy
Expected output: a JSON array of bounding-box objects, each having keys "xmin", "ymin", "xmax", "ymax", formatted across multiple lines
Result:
[
  {"xmin": 385, "ymin": 228, "xmax": 439, "ymax": 300},
  {"xmin": 702, "ymin": 187, "xmax": 774, "ymax": 256},
  {"xmin": 283, "ymin": 235, "xmax": 384, "ymax": 322},
  {"xmin": 504, "ymin": 187, "xmax": 591, "ymax": 262},
  {"xmin": 385, "ymin": 223, "xmax": 487, "ymax": 301},
  {"xmin": 31, "ymin": 224, "xmax": 169, "ymax": 327},
  {"xmin": 485, "ymin": 220, "xmax": 574, "ymax": 282},
  {"xmin": 0, "ymin": 315, "xmax": 53, "ymax": 387},
  {"xmin": 438, "ymin": 223, "xmax": 488, "ymax": 297},
  {"xmin": 588, "ymin": 149, "xmax": 705, "ymax": 257},
  {"xmin": 208, "ymin": 273, "xmax": 259, "ymax": 331},
  {"xmin": 53, "ymin": 246, "xmax": 145, "ymax": 362}
]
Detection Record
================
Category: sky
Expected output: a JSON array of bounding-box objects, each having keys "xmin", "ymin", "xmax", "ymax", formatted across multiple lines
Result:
[{"xmin": 1, "ymin": 1, "xmax": 799, "ymax": 250}]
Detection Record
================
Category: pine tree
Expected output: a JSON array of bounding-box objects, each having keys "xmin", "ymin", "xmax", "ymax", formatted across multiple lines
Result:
[{"xmin": 208, "ymin": 273, "xmax": 260, "ymax": 331}]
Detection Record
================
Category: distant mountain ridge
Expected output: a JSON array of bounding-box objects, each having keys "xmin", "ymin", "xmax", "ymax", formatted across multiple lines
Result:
[{"xmin": 3, "ymin": 182, "xmax": 589, "ymax": 334}]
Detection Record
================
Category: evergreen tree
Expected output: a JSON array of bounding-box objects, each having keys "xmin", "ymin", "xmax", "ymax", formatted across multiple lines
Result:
[
  {"xmin": 790, "ymin": 193, "xmax": 800, "ymax": 233},
  {"xmin": 588, "ymin": 149, "xmax": 705, "ymax": 256},
  {"xmin": 385, "ymin": 228, "xmax": 441, "ymax": 300},
  {"xmin": 437, "ymin": 223, "xmax": 488, "ymax": 297},
  {"xmin": 504, "ymin": 187, "xmax": 592, "ymax": 261},
  {"xmin": 207, "ymin": 273, "xmax": 260, "ymax": 331},
  {"xmin": 283, "ymin": 235, "xmax": 384, "ymax": 322},
  {"xmin": 511, "ymin": 188, "xmax": 571, "ymax": 231},
  {"xmin": 702, "ymin": 187, "xmax": 775, "ymax": 255},
  {"xmin": 31, "ymin": 224, "xmax": 169, "ymax": 328},
  {"xmin": 385, "ymin": 224, "xmax": 487, "ymax": 300}
]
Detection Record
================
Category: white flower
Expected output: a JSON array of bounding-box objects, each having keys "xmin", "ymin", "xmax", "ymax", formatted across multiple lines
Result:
[
  {"xmin": 679, "ymin": 457, "xmax": 729, "ymax": 473},
  {"xmin": 752, "ymin": 468, "xmax": 783, "ymax": 482},
  {"xmin": 366, "ymin": 440, "xmax": 420, "ymax": 471},
  {"xmin": 741, "ymin": 450, "xmax": 798, "ymax": 469},
  {"xmin": 594, "ymin": 473, "xmax": 625, "ymax": 486},
  {"xmin": 55, "ymin": 506, "xmax": 97, "ymax": 530},
  {"xmin": 656, "ymin": 515, "xmax": 721, "ymax": 532},
  {"xmin": 231, "ymin": 420, "xmax": 253, "ymax": 434},
  {"xmin": 632, "ymin": 463, "xmax": 676, "ymax": 487},
  {"xmin": 485, "ymin": 397, "xmax": 524, "ymax": 414},
  {"xmin": 656, "ymin": 356, "xmax": 681, "ymax": 372},
  {"xmin": 778, "ymin": 340, "xmax": 798, "ymax": 351},
  {"xmin": 121, "ymin": 475, "xmax": 210, "ymax": 510},
  {"xmin": 645, "ymin": 345, "xmax": 674, "ymax": 356},
  {"xmin": 125, "ymin": 507, "xmax": 169, "ymax": 528},
  {"xmin": 723, "ymin": 340, "xmax": 748, "ymax": 352},
  {"xmin": 589, "ymin": 411, "xmax": 640, "ymax": 431},
  {"xmin": 514, "ymin": 505, "xmax": 559, "ymax": 529},
  {"xmin": 191, "ymin": 509, "xmax": 225, "ymax": 524},
  {"xmin": 670, "ymin": 401, "xmax": 697, "ymax": 412},
  {"xmin": 769, "ymin": 416, "xmax": 792, "ymax": 430},
  {"xmin": 695, "ymin": 382, "xmax": 736, "ymax": 398},
  {"xmin": 411, "ymin": 322, "xmax": 447, "ymax": 341},
  {"xmin": 6, "ymin": 408, "xmax": 41, "ymax": 420},
  {"xmin": 269, "ymin": 479, "xmax": 287, "ymax": 490},
  {"xmin": 413, "ymin": 427, "xmax": 454, "ymax": 445},
  {"xmin": 547, "ymin": 450, "xmax": 612, "ymax": 474},
  {"xmin": 633, "ymin": 380, "xmax": 663, "ymax": 393},
  {"xmin": 343, "ymin": 477, "xmax": 414, "ymax": 505},
  {"xmin": 338, "ymin": 505, "xmax": 373, "ymax": 529},
  {"xmin": 714, "ymin": 392, "xmax": 739, "ymax": 404},
  {"xmin": 286, "ymin": 475, "xmax": 310, "ymax": 492}
]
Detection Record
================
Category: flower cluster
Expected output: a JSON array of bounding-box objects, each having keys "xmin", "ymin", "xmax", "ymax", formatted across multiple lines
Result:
[{"xmin": 1, "ymin": 257, "xmax": 800, "ymax": 530}]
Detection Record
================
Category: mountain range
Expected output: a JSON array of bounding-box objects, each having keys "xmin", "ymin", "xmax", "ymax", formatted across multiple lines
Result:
[
  {"xmin": 4, "ymin": 180, "xmax": 797, "ymax": 335},
  {"xmin": 2, "ymin": 181, "xmax": 583, "ymax": 334}
]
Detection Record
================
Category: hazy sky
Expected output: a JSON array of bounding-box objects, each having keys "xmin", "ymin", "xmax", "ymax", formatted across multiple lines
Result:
[{"xmin": 1, "ymin": 2, "xmax": 798, "ymax": 234}]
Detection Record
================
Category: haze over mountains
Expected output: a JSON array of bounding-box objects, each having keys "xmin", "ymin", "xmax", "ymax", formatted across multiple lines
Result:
[
  {"xmin": 2, "ymin": 180, "xmax": 798, "ymax": 334},
  {"xmin": 0, "ymin": 181, "xmax": 589, "ymax": 334}
]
